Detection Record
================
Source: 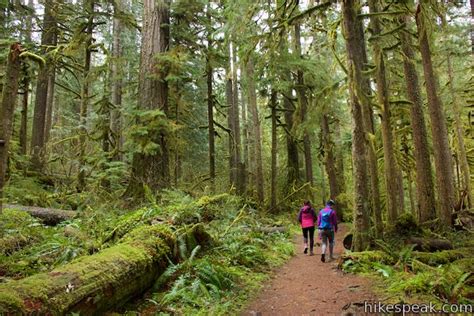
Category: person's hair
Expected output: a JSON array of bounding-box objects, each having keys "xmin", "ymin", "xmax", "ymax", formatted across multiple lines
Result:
[
  {"xmin": 304, "ymin": 200, "xmax": 311, "ymax": 206},
  {"xmin": 327, "ymin": 199, "xmax": 335, "ymax": 206}
]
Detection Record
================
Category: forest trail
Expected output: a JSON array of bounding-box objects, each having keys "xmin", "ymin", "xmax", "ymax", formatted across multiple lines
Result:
[{"xmin": 243, "ymin": 224, "xmax": 376, "ymax": 315}]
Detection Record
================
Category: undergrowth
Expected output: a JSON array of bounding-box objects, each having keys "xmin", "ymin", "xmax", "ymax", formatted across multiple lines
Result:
[
  {"xmin": 341, "ymin": 213, "xmax": 474, "ymax": 307},
  {"xmin": 1, "ymin": 187, "xmax": 295, "ymax": 315}
]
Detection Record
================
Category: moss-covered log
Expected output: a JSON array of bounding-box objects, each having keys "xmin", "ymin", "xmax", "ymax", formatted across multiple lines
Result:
[
  {"xmin": 412, "ymin": 248, "xmax": 471, "ymax": 265},
  {"xmin": 0, "ymin": 225, "xmax": 175, "ymax": 315},
  {"xmin": 406, "ymin": 237, "xmax": 453, "ymax": 252},
  {"xmin": 5, "ymin": 204, "xmax": 76, "ymax": 225}
]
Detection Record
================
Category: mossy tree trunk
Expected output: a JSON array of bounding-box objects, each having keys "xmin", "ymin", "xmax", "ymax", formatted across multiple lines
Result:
[
  {"xmin": 416, "ymin": 3, "xmax": 455, "ymax": 226},
  {"xmin": 398, "ymin": 15, "xmax": 437, "ymax": 223},
  {"xmin": 30, "ymin": 0, "xmax": 56, "ymax": 172},
  {"xmin": 0, "ymin": 43, "xmax": 22, "ymax": 214},
  {"xmin": 125, "ymin": 0, "xmax": 171, "ymax": 199},
  {"xmin": 368, "ymin": 0, "xmax": 403, "ymax": 226},
  {"xmin": 245, "ymin": 56, "xmax": 264, "ymax": 203},
  {"xmin": 342, "ymin": 0, "xmax": 371, "ymax": 251}
]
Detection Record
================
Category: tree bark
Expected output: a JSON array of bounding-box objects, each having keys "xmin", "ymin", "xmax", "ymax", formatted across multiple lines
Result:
[
  {"xmin": 206, "ymin": 17, "xmax": 215, "ymax": 191},
  {"xmin": 231, "ymin": 44, "xmax": 244, "ymax": 195},
  {"xmin": 44, "ymin": 67, "xmax": 56, "ymax": 143},
  {"xmin": 19, "ymin": 67, "xmax": 29, "ymax": 156},
  {"xmin": 125, "ymin": 0, "xmax": 171, "ymax": 198},
  {"xmin": 226, "ymin": 72, "xmax": 236, "ymax": 190},
  {"xmin": 77, "ymin": 0, "xmax": 94, "ymax": 191},
  {"xmin": 0, "ymin": 43, "xmax": 22, "ymax": 213},
  {"xmin": 398, "ymin": 15, "xmax": 437, "ymax": 223},
  {"xmin": 342, "ymin": 0, "xmax": 371, "ymax": 251},
  {"xmin": 321, "ymin": 114, "xmax": 342, "ymax": 222},
  {"xmin": 416, "ymin": 4, "xmax": 455, "ymax": 226},
  {"xmin": 110, "ymin": 0, "xmax": 124, "ymax": 161},
  {"xmin": 283, "ymin": 93, "xmax": 299, "ymax": 188},
  {"xmin": 270, "ymin": 90, "xmax": 278, "ymax": 211},
  {"xmin": 368, "ymin": 0, "xmax": 402, "ymax": 226},
  {"xmin": 5, "ymin": 204, "xmax": 76, "ymax": 225},
  {"xmin": 245, "ymin": 56, "xmax": 264, "ymax": 203},
  {"xmin": 446, "ymin": 54, "xmax": 472, "ymax": 209},
  {"xmin": 30, "ymin": 0, "xmax": 56, "ymax": 171},
  {"xmin": 294, "ymin": 21, "xmax": 313, "ymax": 186}
]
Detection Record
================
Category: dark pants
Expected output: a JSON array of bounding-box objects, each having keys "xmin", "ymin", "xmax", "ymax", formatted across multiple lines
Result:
[{"xmin": 302, "ymin": 226, "xmax": 315, "ymax": 251}]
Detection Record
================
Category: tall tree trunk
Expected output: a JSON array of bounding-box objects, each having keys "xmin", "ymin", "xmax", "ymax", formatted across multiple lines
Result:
[
  {"xmin": 226, "ymin": 72, "xmax": 236, "ymax": 190},
  {"xmin": 0, "ymin": 43, "xmax": 22, "ymax": 213},
  {"xmin": 30, "ymin": 0, "xmax": 56, "ymax": 171},
  {"xmin": 416, "ymin": 4, "xmax": 455, "ymax": 226},
  {"xmin": 368, "ymin": 0, "xmax": 402, "ymax": 226},
  {"xmin": 77, "ymin": 0, "xmax": 94, "ymax": 191},
  {"xmin": 206, "ymin": 12, "xmax": 215, "ymax": 191},
  {"xmin": 44, "ymin": 67, "xmax": 56, "ymax": 143},
  {"xmin": 398, "ymin": 15, "xmax": 437, "ymax": 223},
  {"xmin": 342, "ymin": 0, "xmax": 371, "ymax": 251},
  {"xmin": 321, "ymin": 114, "xmax": 342, "ymax": 222},
  {"xmin": 19, "ymin": 66, "xmax": 29, "ymax": 156},
  {"xmin": 241, "ymin": 73, "xmax": 249, "ymax": 193},
  {"xmin": 270, "ymin": 90, "xmax": 278, "ymax": 210},
  {"xmin": 19, "ymin": 0, "xmax": 34, "ymax": 156},
  {"xmin": 231, "ymin": 44, "xmax": 244, "ymax": 195},
  {"xmin": 110, "ymin": 0, "xmax": 124, "ymax": 161},
  {"xmin": 125, "ymin": 0, "xmax": 170, "ymax": 198},
  {"xmin": 294, "ymin": 21, "xmax": 313, "ymax": 186},
  {"xmin": 446, "ymin": 53, "xmax": 472, "ymax": 208},
  {"xmin": 245, "ymin": 56, "xmax": 264, "ymax": 203}
]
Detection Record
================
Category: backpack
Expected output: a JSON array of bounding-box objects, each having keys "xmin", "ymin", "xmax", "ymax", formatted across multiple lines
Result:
[{"xmin": 319, "ymin": 208, "xmax": 333, "ymax": 229}]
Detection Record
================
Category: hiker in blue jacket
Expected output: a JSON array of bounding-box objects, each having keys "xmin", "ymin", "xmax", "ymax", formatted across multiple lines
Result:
[{"xmin": 317, "ymin": 200, "xmax": 338, "ymax": 262}]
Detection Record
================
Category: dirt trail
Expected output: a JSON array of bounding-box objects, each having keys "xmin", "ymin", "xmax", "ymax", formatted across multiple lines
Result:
[{"xmin": 243, "ymin": 225, "xmax": 376, "ymax": 315}]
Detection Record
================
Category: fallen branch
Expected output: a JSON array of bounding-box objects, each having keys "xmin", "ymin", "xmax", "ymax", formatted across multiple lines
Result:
[{"xmin": 4, "ymin": 204, "xmax": 76, "ymax": 225}]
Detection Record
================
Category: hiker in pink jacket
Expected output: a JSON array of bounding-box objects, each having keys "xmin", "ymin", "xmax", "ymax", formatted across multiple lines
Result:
[{"xmin": 297, "ymin": 200, "xmax": 317, "ymax": 256}]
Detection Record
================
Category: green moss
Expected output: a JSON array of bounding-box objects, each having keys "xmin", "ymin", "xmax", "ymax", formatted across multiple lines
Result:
[
  {"xmin": 0, "ymin": 290, "xmax": 25, "ymax": 312},
  {"xmin": 413, "ymin": 248, "xmax": 471, "ymax": 266}
]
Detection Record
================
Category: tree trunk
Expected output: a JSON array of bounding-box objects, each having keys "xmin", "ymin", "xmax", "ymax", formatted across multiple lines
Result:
[
  {"xmin": 206, "ymin": 40, "xmax": 215, "ymax": 192},
  {"xmin": 226, "ymin": 73, "xmax": 236, "ymax": 190},
  {"xmin": 5, "ymin": 204, "xmax": 76, "ymax": 225},
  {"xmin": 245, "ymin": 56, "xmax": 264, "ymax": 203},
  {"xmin": 19, "ymin": 68, "xmax": 29, "ymax": 156},
  {"xmin": 321, "ymin": 114, "xmax": 342, "ymax": 222},
  {"xmin": 416, "ymin": 4, "xmax": 455, "ymax": 226},
  {"xmin": 398, "ymin": 15, "xmax": 437, "ymax": 223},
  {"xmin": 125, "ymin": 0, "xmax": 171, "ymax": 199},
  {"xmin": 44, "ymin": 67, "xmax": 56, "ymax": 143},
  {"xmin": 77, "ymin": 0, "xmax": 94, "ymax": 191},
  {"xmin": 30, "ymin": 0, "xmax": 56, "ymax": 171},
  {"xmin": 342, "ymin": 0, "xmax": 371, "ymax": 251},
  {"xmin": 241, "ymin": 70, "xmax": 249, "ymax": 193},
  {"xmin": 283, "ymin": 94, "xmax": 299, "ymax": 188},
  {"xmin": 368, "ymin": 0, "xmax": 402, "ymax": 225},
  {"xmin": 270, "ymin": 90, "xmax": 278, "ymax": 211},
  {"xmin": 0, "ymin": 43, "xmax": 22, "ymax": 213},
  {"xmin": 294, "ymin": 21, "xmax": 313, "ymax": 186},
  {"xmin": 231, "ymin": 44, "xmax": 244, "ymax": 195},
  {"xmin": 446, "ymin": 54, "xmax": 472, "ymax": 209},
  {"xmin": 110, "ymin": 0, "xmax": 124, "ymax": 161}
]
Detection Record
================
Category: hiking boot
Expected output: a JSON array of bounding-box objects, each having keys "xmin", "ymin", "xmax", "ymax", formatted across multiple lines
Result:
[
  {"xmin": 304, "ymin": 247, "xmax": 308, "ymax": 254},
  {"xmin": 321, "ymin": 254, "xmax": 325, "ymax": 262}
]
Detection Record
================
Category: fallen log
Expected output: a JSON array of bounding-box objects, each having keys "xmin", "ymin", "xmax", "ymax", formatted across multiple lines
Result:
[
  {"xmin": 0, "ymin": 224, "xmax": 175, "ymax": 314},
  {"xmin": 412, "ymin": 248, "xmax": 471, "ymax": 265},
  {"xmin": 406, "ymin": 237, "xmax": 453, "ymax": 252},
  {"xmin": 242, "ymin": 226, "xmax": 287, "ymax": 234},
  {"xmin": 5, "ymin": 204, "xmax": 76, "ymax": 225}
]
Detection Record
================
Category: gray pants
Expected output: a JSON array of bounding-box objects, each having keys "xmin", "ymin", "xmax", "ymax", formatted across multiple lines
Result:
[{"xmin": 320, "ymin": 229, "xmax": 334, "ymax": 257}]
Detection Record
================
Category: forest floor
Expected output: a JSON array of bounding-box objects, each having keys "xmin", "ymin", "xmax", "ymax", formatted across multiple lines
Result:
[{"xmin": 243, "ymin": 224, "xmax": 377, "ymax": 315}]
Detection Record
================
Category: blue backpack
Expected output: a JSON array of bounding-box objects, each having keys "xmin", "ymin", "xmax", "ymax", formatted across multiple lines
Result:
[{"xmin": 319, "ymin": 208, "xmax": 333, "ymax": 229}]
